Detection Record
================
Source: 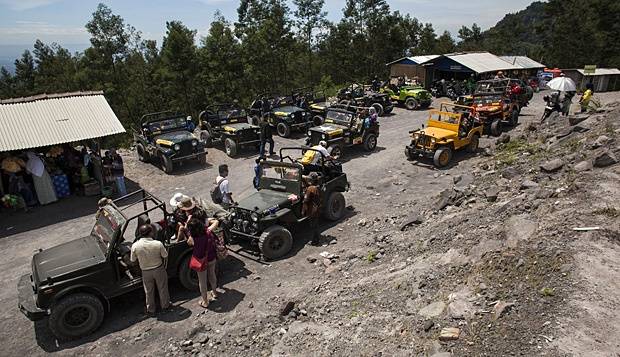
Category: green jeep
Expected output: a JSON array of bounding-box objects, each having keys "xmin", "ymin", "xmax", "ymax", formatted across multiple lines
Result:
[
  {"xmin": 305, "ymin": 105, "xmax": 379, "ymax": 159},
  {"xmin": 197, "ymin": 104, "xmax": 261, "ymax": 157},
  {"xmin": 223, "ymin": 148, "xmax": 349, "ymax": 260},
  {"xmin": 249, "ymin": 94, "xmax": 313, "ymax": 138},
  {"xmin": 382, "ymin": 83, "xmax": 432, "ymax": 110},
  {"xmin": 292, "ymin": 87, "xmax": 331, "ymax": 126},
  {"xmin": 133, "ymin": 111, "xmax": 206, "ymax": 174}
]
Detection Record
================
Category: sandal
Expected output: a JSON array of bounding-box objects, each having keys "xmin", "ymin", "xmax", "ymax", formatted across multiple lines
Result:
[{"xmin": 199, "ymin": 300, "xmax": 209, "ymax": 309}]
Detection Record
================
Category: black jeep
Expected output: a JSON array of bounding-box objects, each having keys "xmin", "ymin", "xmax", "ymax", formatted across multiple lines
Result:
[
  {"xmin": 291, "ymin": 87, "xmax": 331, "ymax": 126},
  {"xmin": 17, "ymin": 190, "xmax": 201, "ymax": 340},
  {"xmin": 337, "ymin": 83, "xmax": 394, "ymax": 116},
  {"xmin": 223, "ymin": 148, "xmax": 349, "ymax": 260},
  {"xmin": 305, "ymin": 105, "xmax": 379, "ymax": 159},
  {"xmin": 197, "ymin": 104, "xmax": 261, "ymax": 157},
  {"xmin": 133, "ymin": 111, "xmax": 206, "ymax": 173},
  {"xmin": 249, "ymin": 94, "xmax": 313, "ymax": 138}
]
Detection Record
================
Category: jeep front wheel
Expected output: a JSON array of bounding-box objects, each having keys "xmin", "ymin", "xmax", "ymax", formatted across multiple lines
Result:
[
  {"xmin": 179, "ymin": 255, "xmax": 199, "ymax": 291},
  {"xmin": 363, "ymin": 133, "xmax": 377, "ymax": 152},
  {"xmin": 224, "ymin": 138, "xmax": 238, "ymax": 157},
  {"xmin": 259, "ymin": 226, "xmax": 293, "ymax": 260},
  {"xmin": 405, "ymin": 97, "xmax": 418, "ymax": 110},
  {"xmin": 160, "ymin": 154, "xmax": 173, "ymax": 174},
  {"xmin": 48, "ymin": 293, "xmax": 105, "ymax": 341},
  {"xmin": 490, "ymin": 119, "xmax": 502, "ymax": 136},
  {"xmin": 371, "ymin": 103, "xmax": 384, "ymax": 116},
  {"xmin": 312, "ymin": 115, "xmax": 323, "ymax": 126},
  {"xmin": 276, "ymin": 122, "xmax": 291, "ymax": 138},
  {"xmin": 509, "ymin": 108, "xmax": 519, "ymax": 126},
  {"xmin": 433, "ymin": 146, "xmax": 453, "ymax": 168},
  {"xmin": 324, "ymin": 192, "xmax": 346, "ymax": 221},
  {"xmin": 136, "ymin": 143, "xmax": 149, "ymax": 162}
]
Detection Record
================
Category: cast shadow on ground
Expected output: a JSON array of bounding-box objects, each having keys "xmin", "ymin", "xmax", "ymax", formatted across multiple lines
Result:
[
  {"xmin": 0, "ymin": 177, "xmax": 143, "ymax": 239},
  {"xmin": 33, "ymin": 254, "xmax": 251, "ymax": 352},
  {"xmin": 336, "ymin": 146, "xmax": 386, "ymax": 163},
  {"xmin": 406, "ymin": 150, "xmax": 480, "ymax": 171},
  {"xmin": 169, "ymin": 160, "xmax": 213, "ymax": 177}
]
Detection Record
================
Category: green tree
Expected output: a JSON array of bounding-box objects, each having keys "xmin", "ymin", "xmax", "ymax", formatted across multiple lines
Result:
[
  {"xmin": 0, "ymin": 67, "xmax": 15, "ymax": 98},
  {"xmin": 293, "ymin": 0, "xmax": 327, "ymax": 83},
  {"xmin": 436, "ymin": 31, "xmax": 456, "ymax": 53},
  {"xmin": 414, "ymin": 23, "xmax": 437, "ymax": 54},
  {"xmin": 14, "ymin": 50, "xmax": 36, "ymax": 95}
]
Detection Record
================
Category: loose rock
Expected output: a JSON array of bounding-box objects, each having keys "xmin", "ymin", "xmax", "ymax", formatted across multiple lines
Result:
[
  {"xmin": 438, "ymin": 327, "xmax": 461, "ymax": 341},
  {"xmin": 593, "ymin": 150, "xmax": 617, "ymax": 167},
  {"xmin": 520, "ymin": 180, "xmax": 539, "ymax": 190},
  {"xmin": 574, "ymin": 160, "xmax": 593, "ymax": 172},
  {"xmin": 540, "ymin": 159, "xmax": 564, "ymax": 173}
]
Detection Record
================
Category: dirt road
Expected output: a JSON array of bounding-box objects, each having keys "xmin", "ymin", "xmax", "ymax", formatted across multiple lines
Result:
[{"xmin": 1, "ymin": 91, "xmax": 618, "ymax": 356}]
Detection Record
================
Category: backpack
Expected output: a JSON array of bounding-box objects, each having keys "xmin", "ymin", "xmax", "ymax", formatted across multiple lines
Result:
[{"xmin": 210, "ymin": 177, "xmax": 225, "ymax": 204}]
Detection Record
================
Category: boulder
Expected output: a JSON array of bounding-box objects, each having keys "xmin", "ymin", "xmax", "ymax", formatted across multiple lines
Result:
[
  {"xmin": 400, "ymin": 213, "xmax": 423, "ymax": 231},
  {"xmin": 454, "ymin": 174, "xmax": 474, "ymax": 188},
  {"xmin": 593, "ymin": 150, "xmax": 618, "ymax": 167},
  {"xmin": 485, "ymin": 187, "xmax": 501, "ymax": 202},
  {"xmin": 433, "ymin": 189, "xmax": 452, "ymax": 211},
  {"xmin": 540, "ymin": 158, "xmax": 564, "ymax": 173},
  {"xmin": 501, "ymin": 167, "xmax": 520, "ymax": 179},
  {"xmin": 438, "ymin": 327, "xmax": 461, "ymax": 341},
  {"xmin": 573, "ymin": 160, "xmax": 593, "ymax": 172},
  {"xmin": 592, "ymin": 135, "xmax": 610, "ymax": 149},
  {"xmin": 496, "ymin": 133, "xmax": 511, "ymax": 145},
  {"xmin": 418, "ymin": 301, "xmax": 446, "ymax": 318},
  {"xmin": 520, "ymin": 179, "xmax": 539, "ymax": 190},
  {"xmin": 568, "ymin": 114, "xmax": 589, "ymax": 125}
]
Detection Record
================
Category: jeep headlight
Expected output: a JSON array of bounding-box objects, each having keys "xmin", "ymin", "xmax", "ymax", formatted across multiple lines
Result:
[
  {"xmin": 322, "ymin": 134, "xmax": 327, "ymax": 139},
  {"xmin": 412, "ymin": 133, "xmax": 419, "ymax": 140},
  {"xmin": 192, "ymin": 140, "xmax": 198, "ymax": 147},
  {"xmin": 174, "ymin": 144, "xmax": 181, "ymax": 151},
  {"xmin": 431, "ymin": 138, "xmax": 436, "ymax": 144},
  {"xmin": 250, "ymin": 212, "xmax": 259, "ymax": 222},
  {"xmin": 307, "ymin": 131, "xmax": 312, "ymax": 136},
  {"xmin": 231, "ymin": 211, "xmax": 236, "ymax": 217}
]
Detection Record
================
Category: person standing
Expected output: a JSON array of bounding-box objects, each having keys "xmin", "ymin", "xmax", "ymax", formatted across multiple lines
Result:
[
  {"xmin": 26, "ymin": 151, "xmax": 57, "ymax": 205},
  {"xmin": 302, "ymin": 172, "xmax": 321, "ymax": 246},
  {"xmin": 562, "ymin": 91, "xmax": 575, "ymax": 116},
  {"xmin": 216, "ymin": 164, "xmax": 236, "ymax": 209},
  {"xmin": 110, "ymin": 149, "xmax": 127, "ymax": 196},
  {"xmin": 130, "ymin": 224, "xmax": 170, "ymax": 316},
  {"xmin": 259, "ymin": 115, "xmax": 275, "ymax": 157},
  {"xmin": 253, "ymin": 157, "xmax": 264, "ymax": 189},
  {"xmin": 579, "ymin": 83, "xmax": 594, "ymax": 113},
  {"xmin": 185, "ymin": 218, "xmax": 219, "ymax": 308}
]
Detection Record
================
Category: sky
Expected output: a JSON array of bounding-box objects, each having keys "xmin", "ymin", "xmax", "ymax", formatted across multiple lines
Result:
[{"xmin": 0, "ymin": 0, "xmax": 537, "ymax": 59}]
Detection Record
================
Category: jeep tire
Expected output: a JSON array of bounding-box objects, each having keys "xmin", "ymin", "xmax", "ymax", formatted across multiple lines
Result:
[
  {"xmin": 259, "ymin": 225, "xmax": 293, "ymax": 260},
  {"xmin": 328, "ymin": 144, "xmax": 343, "ymax": 160},
  {"xmin": 224, "ymin": 138, "xmax": 238, "ymax": 157},
  {"xmin": 136, "ymin": 143, "xmax": 149, "ymax": 162},
  {"xmin": 490, "ymin": 119, "xmax": 502, "ymax": 136},
  {"xmin": 433, "ymin": 146, "xmax": 453, "ymax": 168},
  {"xmin": 363, "ymin": 133, "xmax": 377, "ymax": 152},
  {"xmin": 250, "ymin": 115, "xmax": 260, "ymax": 126},
  {"xmin": 509, "ymin": 108, "xmax": 519, "ymax": 126},
  {"xmin": 160, "ymin": 154, "xmax": 173, "ymax": 174},
  {"xmin": 276, "ymin": 122, "xmax": 291, "ymax": 138},
  {"xmin": 48, "ymin": 293, "xmax": 104, "ymax": 341},
  {"xmin": 405, "ymin": 97, "xmax": 418, "ymax": 110},
  {"xmin": 200, "ymin": 131, "xmax": 213, "ymax": 148},
  {"xmin": 466, "ymin": 134, "xmax": 479, "ymax": 153},
  {"xmin": 324, "ymin": 192, "xmax": 345, "ymax": 221},
  {"xmin": 179, "ymin": 255, "xmax": 199, "ymax": 291},
  {"xmin": 313, "ymin": 115, "xmax": 323, "ymax": 126},
  {"xmin": 371, "ymin": 103, "xmax": 384, "ymax": 116}
]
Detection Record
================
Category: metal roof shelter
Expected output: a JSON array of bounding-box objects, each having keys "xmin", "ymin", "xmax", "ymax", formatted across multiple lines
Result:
[
  {"xmin": 438, "ymin": 52, "xmax": 522, "ymax": 74},
  {"xmin": 386, "ymin": 55, "xmax": 440, "ymax": 66},
  {"xmin": 576, "ymin": 68, "xmax": 620, "ymax": 76},
  {"xmin": 0, "ymin": 91, "xmax": 125, "ymax": 152},
  {"xmin": 500, "ymin": 56, "xmax": 545, "ymax": 70}
]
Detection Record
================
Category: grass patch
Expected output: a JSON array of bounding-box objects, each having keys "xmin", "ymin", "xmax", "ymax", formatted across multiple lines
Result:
[
  {"xmin": 540, "ymin": 287, "xmax": 555, "ymax": 297},
  {"xmin": 495, "ymin": 139, "xmax": 545, "ymax": 167},
  {"xmin": 366, "ymin": 250, "xmax": 377, "ymax": 263}
]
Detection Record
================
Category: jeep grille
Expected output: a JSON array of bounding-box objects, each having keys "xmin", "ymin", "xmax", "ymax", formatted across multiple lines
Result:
[
  {"xmin": 416, "ymin": 134, "xmax": 432, "ymax": 148},
  {"xmin": 231, "ymin": 208, "xmax": 259, "ymax": 236},
  {"xmin": 178, "ymin": 141, "xmax": 195, "ymax": 156}
]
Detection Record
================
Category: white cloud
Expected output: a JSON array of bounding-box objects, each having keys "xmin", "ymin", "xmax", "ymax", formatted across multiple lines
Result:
[
  {"xmin": 0, "ymin": 20, "xmax": 87, "ymax": 45},
  {"xmin": 0, "ymin": 0, "xmax": 63, "ymax": 11}
]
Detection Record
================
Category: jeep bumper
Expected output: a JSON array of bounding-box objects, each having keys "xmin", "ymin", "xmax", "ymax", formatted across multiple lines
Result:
[
  {"xmin": 18, "ymin": 274, "xmax": 47, "ymax": 321},
  {"xmin": 405, "ymin": 144, "xmax": 434, "ymax": 159},
  {"xmin": 171, "ymin": 150, "xmax": 206, "ymax": 162}
]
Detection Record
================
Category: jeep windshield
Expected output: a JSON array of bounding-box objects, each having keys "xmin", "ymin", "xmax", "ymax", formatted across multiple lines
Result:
[
  {"xmin": 147, "ymin": 116, "xmax": 186, "ymax": 133},
  {"xmin": 91, "ymin": 207, "xmax": 125, "ymax": 252},
  {"xmin": 217, "ymin": 108, "xmax": 247, "ymax": 120},
  {"xmin": 325, "ymin": 110, "xmax": 353, "ymax": 125},
  {"xmin": 262, "ymin": 163, "xmax": 300, "ymax": 182},
  {"xmin": 473, "ymin": 95, "xmax": 502, "ymax": 106}
]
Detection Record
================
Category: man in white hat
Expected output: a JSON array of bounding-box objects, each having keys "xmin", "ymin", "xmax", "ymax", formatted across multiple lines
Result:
[{"xmin": 301, "ymin": 140, "xmax": 333, "ymax": 174}]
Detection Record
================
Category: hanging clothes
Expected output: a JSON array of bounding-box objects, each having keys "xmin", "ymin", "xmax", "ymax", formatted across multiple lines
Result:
[{"xmin": 26, "ymin": 152, "xmax": 57, "ymax": 205}]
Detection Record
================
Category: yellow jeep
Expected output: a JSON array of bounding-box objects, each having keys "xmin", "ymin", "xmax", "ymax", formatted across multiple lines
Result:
[{"xmin": 405, "ymin": 103, "xmax": 482, "ymax": 168}]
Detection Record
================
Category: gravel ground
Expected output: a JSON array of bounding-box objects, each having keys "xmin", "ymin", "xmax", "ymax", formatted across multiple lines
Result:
[{"xmin": 1, "ymin": 91, "xmax": 619, "ymax": 356}]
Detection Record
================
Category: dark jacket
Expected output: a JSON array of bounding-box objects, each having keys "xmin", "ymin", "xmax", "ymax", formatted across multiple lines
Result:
[{"xmin": 259, "ymin": 121, "xmax": 273, "ymax": 141}]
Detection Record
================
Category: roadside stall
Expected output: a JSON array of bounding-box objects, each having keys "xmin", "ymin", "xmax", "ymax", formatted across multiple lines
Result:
[{"xmin": 0, "ymin": 91, "xmax": 125, "ymax": 211}]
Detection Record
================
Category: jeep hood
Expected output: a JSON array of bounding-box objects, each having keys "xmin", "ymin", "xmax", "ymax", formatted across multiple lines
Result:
[
  {"xmin": 33, "ymin": 236, "xmax": 106, "ymax": 284},
  {"xmin": 421, "ymin": 127, "xmax": 457, "ymax": 140},
  {"xmin": 273, "ymin": 106, "xmax": 303, "ymax": 116},
  {"xmin": 222, "ymin": 123, "xmax": 258, "ymax": 132},
  {"xmin": 154, "ymin": 130, "xmax": 197, "ymax": 146},
  {"xmin": 310, "ymin": 123, "xmax": 348, "ymax": 135},
  {"xmin": 237, "ymin": 190, "xmax": 292, "ymax": 212},
  {"xmin": 476, "ymin": 105, "xmax": 501, "ymax": 112}
]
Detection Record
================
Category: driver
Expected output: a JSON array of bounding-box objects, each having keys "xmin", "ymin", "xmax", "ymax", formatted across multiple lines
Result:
[{"xmin": 300, "ymin": 140, "xmax": 333, "ymax": 175}]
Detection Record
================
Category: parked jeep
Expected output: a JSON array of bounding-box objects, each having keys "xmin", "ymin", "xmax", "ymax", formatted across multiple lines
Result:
[
  {"xmin": 406, "ymin": 103, "xmax": 482, "ymax": 168},
  {"xmin": 223, "ymin": 148, "xmax": 349, "ymax": 260},
  {"xmin": 381, "ymin": 83, "xmax": 432, "ymax": 110},
  {"xmin": 337, "ymin": 83, "xmax": 393, "ymax": 116},
  {"xmin": 305, "ymin": 105, "xmax": 379, "ymax": 159},
  {"xmin": 17, "ymin": 190, "xmax": 200, "ymax": 340},
  {"xmin": 133, "ymin": 111, "xmax": 206, "ymax": 173},
  {"xmin": 291, "ymin": 87, "xmax": 331, "ymax": 126},
  {"xmin": 197, "ymin": 103, "xmax": 261, "ymax": 157},
  {"xmin": 472, "ymin": 79, "xmax": 521, "ymax": 136},
  {"xmin": 249, "ymin": 94, "xmax": 313, "ymax": 138}
]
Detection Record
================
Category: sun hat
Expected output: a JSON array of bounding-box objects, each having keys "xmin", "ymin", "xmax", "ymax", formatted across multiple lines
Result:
[
  {"xmin": 178, "ymin": 195, "xmax": 196, "ymax": 211},
  {"xmin": 169, "ymin": 192, "xmax": 184, "ymax": 207}
]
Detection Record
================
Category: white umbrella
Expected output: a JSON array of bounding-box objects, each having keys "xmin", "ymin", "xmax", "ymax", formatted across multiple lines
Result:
[{"xmin": 546, "ymin": 76, "xmax": 576, "ymax": 92}]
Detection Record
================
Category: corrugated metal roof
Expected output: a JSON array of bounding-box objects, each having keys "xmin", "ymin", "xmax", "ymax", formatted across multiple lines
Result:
[
  {"xmin": 445, "ymin": 52, "xmax": 521, "ymax": 73},
  {"xmin": 500, "ymin": 56, "xmax": 545, "ymax": 69},
  {"xmin": 386, "ymin": 55, "xmax": 440, "ymax": 66},
  {"xmin": 0, "ymin": 91, "xmax": 126, "ymax": 152},
  {"xmin": 576, "ymin": 68, "xmax": 620, "ymax": 76}
]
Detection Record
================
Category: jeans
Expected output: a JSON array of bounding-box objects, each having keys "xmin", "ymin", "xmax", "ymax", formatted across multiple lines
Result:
[
  {"xmin": 259, "ymin": 138, "xmax": 275, "ymax": 157},
  {"xmin": 115, "ymin": 176, "xmax": 127, "ymax": 196}
]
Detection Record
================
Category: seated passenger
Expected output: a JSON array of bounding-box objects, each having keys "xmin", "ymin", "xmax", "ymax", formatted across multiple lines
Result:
[{"xmin": 300, "ymin": 141, "xmax": 333, "ymax": 174}]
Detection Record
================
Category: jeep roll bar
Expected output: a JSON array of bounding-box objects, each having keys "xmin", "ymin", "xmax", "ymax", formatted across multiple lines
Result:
[
  {"xmin": 278, "ymin": 146, "xmax": 330, "ymax": 167},
  {"xmin": 112, "ymin": 189, "xmax": 168, "ymax": 222}
]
